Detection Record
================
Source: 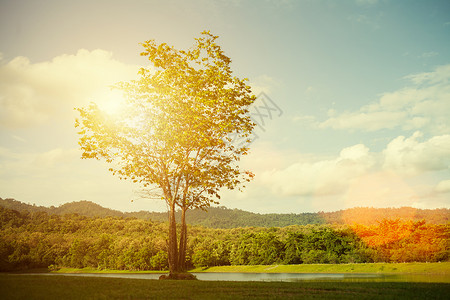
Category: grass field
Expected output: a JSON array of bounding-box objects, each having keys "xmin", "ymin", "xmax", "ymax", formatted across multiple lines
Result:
[
  {"xmin": 190, "ymin": 262, "xmax": 450, "ymax": 275},
  {"xmin": 53, "ymin": 262, "xmax": 450, "ymax": 275},
  {"xmin": 3, "ymin": 263, "xmax": 447, "ymax": 299},
  {"xmin": 53, "ymin": 267, "xmax": 166, "ymax": 274},
  {"xmin": 1, "ymin": 273, "xmax": 449, "ymax": 299}
]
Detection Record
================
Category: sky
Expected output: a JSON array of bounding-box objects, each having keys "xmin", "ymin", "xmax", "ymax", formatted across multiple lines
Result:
[{"xmin": 0, "ymin": 0, "xmax": 449, "ymax": 214}]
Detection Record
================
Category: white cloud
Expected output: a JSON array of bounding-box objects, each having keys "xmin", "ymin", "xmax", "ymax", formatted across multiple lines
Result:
[
  {"xmin": 0, "ymin": 49, "xmax": 139, "ymax": 128},
  {"xmin": 249, "ymin": 74, "xmax": 282, "ymax": 95},
  {"xmin": 320, "ymin": 110, "xmax": 407, "ymax": 132},
  {"xmin": 1, "ymin": 50, "xmax": 448, "ymax": 213},
  {"xmin": 383, "ymin": 132, "xmax": 450, "ymax": 176},
  {"xmin": 419, "ymin": 51, "xmax": 439, "ymax": 59},
  {"xmin": 435, "ymin": 180, "xmax": 450, "ymax": 194},
  {"xmin": 11, "ymin": 134, "xmax": 26, "ymax": 143},
  {"xmin": 343, "ymin": 171, "xmax": 421, "ymax": 209},
  {"xmin": 319, "ymin": 64, "xmax": 450, "ymax": 134},
  {"xmin": 0, "ymin": 146, "xmax": 79, "ymax": 178},
  {"xmin": 292, "ymin": 114, "xmax": 315, "ymax": 125},
  {"xmin": 252, "ymin": 131, "xmax": 450, "ymax": 211},
  {"xmin": 0, "ymin": 49, "xmax": 142, "ymax": 210},
  {"xmin": 261, "ymin": 144, "xmax": 375, "ymax": 197},
  {"xmin": 347, "ymin": 14, "xmax": 380, "ymax": 29},
  {"xmin": 32, "ymin": 148, "xmax": 80, "ymax": 169},
  {"xmin": 0, "ymin": 146, "xmax": 138, "ymax": 210},
  {"xmin": 305, "ymin": 86, "xmax": 315, "ymax": 94}
]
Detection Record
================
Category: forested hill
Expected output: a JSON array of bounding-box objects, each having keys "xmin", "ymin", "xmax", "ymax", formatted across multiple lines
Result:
[
  {"xmin": 0, "ymin": 197, "xmax": 448, "ymax": 228},
  {"xmin": 0, "ymin": 198, "xmax": 124, "ymax": 218}
]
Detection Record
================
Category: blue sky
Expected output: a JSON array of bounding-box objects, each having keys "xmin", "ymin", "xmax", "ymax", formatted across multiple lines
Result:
[{"xmin": 1, "ymin": 0, "xmax": 449, "ymax": 213}]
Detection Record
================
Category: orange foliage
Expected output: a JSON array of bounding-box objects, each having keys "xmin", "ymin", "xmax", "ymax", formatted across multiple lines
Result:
[
  {"xmin": 351, "ymin": 219, "xmax": 449, "ymax": 262},
  {"xmin": 352, "ymin": 219, "xmax": 415, "ymax": 247},
  {"xmin": 319, "ymin": 207, "xmax": 450, "ymax": 225}
]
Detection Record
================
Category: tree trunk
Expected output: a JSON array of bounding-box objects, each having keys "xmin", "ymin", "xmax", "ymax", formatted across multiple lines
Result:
[
  {"xmin": 178, "ymin": 206, "xmax": 187, "ymax": 272},
  {"xmin": 168, "ymin": 201, "xmax": 179, "ymax": 274}
]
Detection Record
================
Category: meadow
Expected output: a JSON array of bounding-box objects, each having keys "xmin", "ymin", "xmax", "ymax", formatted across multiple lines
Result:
[
  {"xmin": 1, "ymin": 273, "xmax": 449, "ymax": 299},
  {"xmin": 55, "ymin": 261, "xmax": 450, "ymax": 276},
  {"xmin": 190, "ymin": 261, "xmax": 450, "ymax": 275},
  {"xmin": 0, "ymin": 262, "xmax": 442, "ymax": 299}
]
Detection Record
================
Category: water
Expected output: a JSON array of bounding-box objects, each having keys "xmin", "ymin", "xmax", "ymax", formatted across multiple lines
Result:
[
  {"xmin": 21, "ymin": 272, "xmax": 449, "ymax": 282},
  {"xmin": 21, "ymin": 272, "xmax": 384, "ymax": 282},
  {"xmin": 194, "ymin": 273, "xmax": 383, "ymax": 282}
]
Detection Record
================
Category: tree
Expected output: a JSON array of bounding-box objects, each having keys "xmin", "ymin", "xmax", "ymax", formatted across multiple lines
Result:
[
  {"xmin": 284, "ymin": 232, "xmax": 305, "ymax": 264},
  {"xmin": 75, "ymin": 31, "xmax": 256, "ymax": 274}
]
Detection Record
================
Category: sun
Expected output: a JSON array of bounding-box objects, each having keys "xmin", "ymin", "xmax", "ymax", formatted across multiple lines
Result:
[{"xmin": 97, "ymin": 89, "xmax": 127, "ymax": 116}]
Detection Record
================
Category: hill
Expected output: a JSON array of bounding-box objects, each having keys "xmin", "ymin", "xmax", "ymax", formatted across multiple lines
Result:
[
  {"xmin": 140, "ymin": 207, "xmax": 325, "ymax": 228},
  {"xmin": 0, "ymin": 198, "xmax": 124, "ymax": 218},
  {"xmin": 0, "ymin": 197, "xmax": 448, "ymax": 228}
]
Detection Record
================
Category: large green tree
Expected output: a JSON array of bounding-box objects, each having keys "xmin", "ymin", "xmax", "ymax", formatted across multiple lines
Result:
[{"xmin": 75, "ymin": 31, "xmax": 256, "ymax": 273}]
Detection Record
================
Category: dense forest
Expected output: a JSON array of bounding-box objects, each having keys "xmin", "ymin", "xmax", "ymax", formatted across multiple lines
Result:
[
  {"xmin": 0, "ymin": 203, "xmax": 448, "ymax": 272},
  {"xmin": 1, "ymin": 198, "xmax": 448, "ymax": 228}
]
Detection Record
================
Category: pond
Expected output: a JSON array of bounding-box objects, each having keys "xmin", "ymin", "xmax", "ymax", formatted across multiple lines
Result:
[
  {"xmin": 24, "ymin": 272, "xmax": 441, "ymax": 282},
  {"xmin": 199, "ymin": 273, "xmax": 389, "ymax": 282}
]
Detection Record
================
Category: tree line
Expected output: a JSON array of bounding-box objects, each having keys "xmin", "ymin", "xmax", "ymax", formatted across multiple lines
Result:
[
  {"xmin": 2, "ymin": 198, "xmax": 448, "ymax": 228},
  {"xmin": 1, "ymin": 206, "xmax": 448, "ymax": 272}
]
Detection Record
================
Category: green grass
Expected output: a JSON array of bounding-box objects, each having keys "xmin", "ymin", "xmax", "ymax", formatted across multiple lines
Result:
[
  {"xmin": 52, "ymin": 262, "xmax": 450, "ymax": 275},
  {"xmin": 191, "ymin": 262, "xmax": 450, "ymax": 275},
  {"xmin": 53, "ymin": 267, "xmax": 167, "ymax": 274},
  {"xmin": 1, "ymin": 274, "xmax": 449, "ymax": 299}
]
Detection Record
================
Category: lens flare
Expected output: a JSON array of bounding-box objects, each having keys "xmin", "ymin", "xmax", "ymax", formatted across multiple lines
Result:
[
  {"xmin": 344, "ymin": 171, "xmax": 418, "ymax": 210},
  {"xmin": 97, "ymin": 89, "xmax": 126, "ymax": 116}
]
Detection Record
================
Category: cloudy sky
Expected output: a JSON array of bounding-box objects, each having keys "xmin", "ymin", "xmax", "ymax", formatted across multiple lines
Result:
[{"xmin": 1, "ymin": 0, "xmax": 449, "ymax": 213}]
